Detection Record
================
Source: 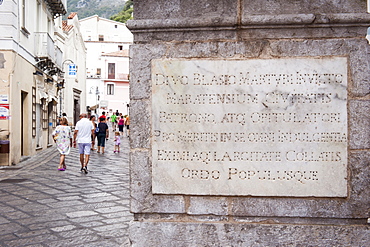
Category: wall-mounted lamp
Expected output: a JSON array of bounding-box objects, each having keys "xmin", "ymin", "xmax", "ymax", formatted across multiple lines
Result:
[
  {"xmin": 57, "ymin": 80, "xmax": 65, "ymax": 89},
  {"xmin": 89, "ymin": 86, "xmax": 99, "ymax": 95},
  {"xmin": 45, "ymin": 78, "xmax": 53, "ymax": 83},
  {"xmin": 33, "ymin": 71, "xmax": 43, "ymax": 76},
  {"xmin": 47, "ymin": 69, "xmax": 58, "ymax": 76}
]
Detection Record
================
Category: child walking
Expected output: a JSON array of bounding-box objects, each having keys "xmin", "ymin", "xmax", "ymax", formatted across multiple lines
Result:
[{"xmin": 114, "ymin": 131, "xmax": 121, "ymax": 153}]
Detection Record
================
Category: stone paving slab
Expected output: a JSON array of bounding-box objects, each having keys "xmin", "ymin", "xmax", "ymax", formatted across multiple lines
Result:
[{"xmin": 0, "ymin": 132, "xmax": 132, "ymax": 247}]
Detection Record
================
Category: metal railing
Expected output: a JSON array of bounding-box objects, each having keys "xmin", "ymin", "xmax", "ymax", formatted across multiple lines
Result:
[
  {"xmin": 34, "ymin": 32, "xmax": 55, "ymax": 61},
  {"xmin": 55, "ymin": 46, "xmax": 63, "ymax": 69}
]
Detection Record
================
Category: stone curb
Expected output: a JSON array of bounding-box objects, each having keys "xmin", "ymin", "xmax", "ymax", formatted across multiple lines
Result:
[{"xmin": 0, "ymin": 146, "xmax": 59, "ymax": 181}]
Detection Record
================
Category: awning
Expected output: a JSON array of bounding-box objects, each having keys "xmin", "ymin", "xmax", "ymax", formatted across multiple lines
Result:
[
  {"xmin": 48, "ymin": 95, "xmax": 58, "ymax": 103},
  {"xmin": 90, "ymin": 104, "xmax": 99, "ymax": 110},
  {"xmin": 37, "ymin": 91, "xmax": 48, "ymax": 103},
  {"xmin": 39, "ymin": 91, "xmax": 48, "ymax": 99}
]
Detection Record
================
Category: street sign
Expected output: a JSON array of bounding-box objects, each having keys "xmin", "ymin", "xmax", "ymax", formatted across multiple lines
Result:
[
  {"xmin": 68, "ymin": 64, "xmax": 77, "ymax": 77},
  {"xmin": 0, "ymin": 104, "xmax": 9, "ymax": 119}
]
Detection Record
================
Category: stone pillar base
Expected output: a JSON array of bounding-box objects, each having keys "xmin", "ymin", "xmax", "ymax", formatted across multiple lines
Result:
[{"xmin": 130, "ymin": 221, "xmax": 369, "ymax": 246}]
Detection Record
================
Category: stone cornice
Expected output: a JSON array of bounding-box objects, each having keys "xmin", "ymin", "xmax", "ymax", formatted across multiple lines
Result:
[{"xmin": 127, "ymin": 13, "xmax": 370, "ymax": 32}]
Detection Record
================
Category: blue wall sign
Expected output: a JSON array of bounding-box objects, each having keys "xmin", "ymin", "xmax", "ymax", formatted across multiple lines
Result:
[{"xmin": 68, "ymin": 64, "xmax": 77, "ymax": 76}]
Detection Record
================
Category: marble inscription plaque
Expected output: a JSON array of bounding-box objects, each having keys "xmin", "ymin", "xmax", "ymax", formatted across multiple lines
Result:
[{"xmin": 151, "ymin": 58, "xmax": 348, "ymax": 197}]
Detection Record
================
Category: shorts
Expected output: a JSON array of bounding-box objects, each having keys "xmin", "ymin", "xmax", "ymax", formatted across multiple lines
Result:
[
  {"xmin": 78, "ymin": 143, "xmax": 92, "ymax": 155},
  {"xmin": 126, "ymin": 125, "xmax": 129, "ymax": 129}
]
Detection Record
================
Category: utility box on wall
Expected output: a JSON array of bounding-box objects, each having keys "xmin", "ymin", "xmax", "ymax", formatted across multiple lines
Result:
[
  {"xmin": 127, "ymin": 1, "xmax": 370, "ymax": 245},
  {"xmin": 0, "ymin": 140, "xmax": 9, "ymax": 153},
  {"xmin": 0, "ymin": 140, "xmax": 9, "ymax": 166}
]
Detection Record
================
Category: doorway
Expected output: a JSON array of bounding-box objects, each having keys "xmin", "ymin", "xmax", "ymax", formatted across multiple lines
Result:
[
  {"xmin": 48, "ymin": 102, "xmax": 54, "ymax": 145},
  {"xmin": 73, "ymin": 99, "xmax": 80, "ymax": 126},
  {"xmin": 73, "ymin": 89, "xmax": 81, "ymax": 126},
  {"xmin": 35, "ymin": 104, "xmax": 42, "ymax": 148},
  {"xmin": 21, "ymin": 91, "xmax": 28, "ymax": 156}
]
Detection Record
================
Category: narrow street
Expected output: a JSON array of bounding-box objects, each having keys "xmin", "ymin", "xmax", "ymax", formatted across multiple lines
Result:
[{"xmin": 0, "ymin": 130, "xmax": 132, "ymax": 246}]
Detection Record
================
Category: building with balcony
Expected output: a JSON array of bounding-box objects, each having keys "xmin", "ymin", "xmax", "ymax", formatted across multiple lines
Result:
[
  {"xmin": 61, "ymin": 13, "xmax": 87, "ymax": 126},
  {"xmin": 79, "ymin": 15, "xmax": 133, "ymax": 118},
  {"xmin": 0, "ymin": 0, "xmax": 67, "ymax": 165}
]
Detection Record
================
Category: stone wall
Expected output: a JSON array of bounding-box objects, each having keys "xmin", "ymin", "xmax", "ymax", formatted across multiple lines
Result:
[{"xmin": 127, "ymin": 0, "xmax": 370, "ymax": 246}]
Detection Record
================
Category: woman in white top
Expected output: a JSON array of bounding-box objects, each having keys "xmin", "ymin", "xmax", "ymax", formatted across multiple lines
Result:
[{"xmin": 52, "ymin": 117, "xmax": 73, "ymax": 171}]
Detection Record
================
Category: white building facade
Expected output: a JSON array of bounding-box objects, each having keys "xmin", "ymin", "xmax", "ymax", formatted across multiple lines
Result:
[
  {"xmin": 79, "ymin": 15, "xmax": 132, "ymax": 117},
  {"xmin": 61, "ymin": 13, "xmax": 86, "ymax": 126},
  {"xmin": 0, "ymin": 0, "xmax": 66, "ymax": 165},
  {"xmin": 0, "ymin": 1, "xmax": 86, "ymax": 165}
]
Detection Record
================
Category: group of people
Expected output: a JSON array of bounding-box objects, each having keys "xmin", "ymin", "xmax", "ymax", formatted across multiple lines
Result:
[
  {"xmin": 107, "ymin": 110, "xmax": 130, "ymax": 137},
  {"xmin": 52, "ymin": 111, "xmax": 129, "ymax": 173}
]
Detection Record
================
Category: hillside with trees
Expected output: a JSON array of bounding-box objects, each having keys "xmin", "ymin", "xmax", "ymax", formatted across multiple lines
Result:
[
  {"xmin": 67, "ymin": 0, "xmax": 126, "ymax": 19},
  {"xmin": 110, "ymin": 0, "xmax": 133, "ymax": 23}
]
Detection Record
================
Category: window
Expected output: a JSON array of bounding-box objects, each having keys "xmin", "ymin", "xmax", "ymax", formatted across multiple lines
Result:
[
  {"xmin": 97, "ymin": 68, "xmax": 101, "ymax": 75},
  {"xmin": 32, "ymin": 87, "xmax": 36, "ymax": 137},
  {"xmin": 118, "ymin": 45, "xmax": 123, "ymax": 50},
  {"xmin": 36, "ymin": 1, "xmax": 41, "ymax": 32},
  {"xmin": 22, "ymin": 0, "xmax": 26, "ymax": 27},
  {"xmin": 99, "ymin": 35, "xmax": 104, "ymax": 41},
  {"xmin": 115, "ymin": 25, "xmax": 118, "ymax": 28},
  {"xmin": 107, "ymin": 84, "xmax": 114, "ymax": 95},
  {"xmin": 20, "ymin": 0, "xmax": 30, "ymax": 35},
  {"xmin": 42, "ymin": 99, "xmax": 48, "ymax": 129},
  {"xmin": 47, "ymin": 18, "xmax": 52, "ymax": 34},
  {"xmin": 52, "ymin": 103, "xmax": 57, "ymax": 128},
  {"xmin": 108, "ymin": 63, "xmax": 115, "ymax": 79}
]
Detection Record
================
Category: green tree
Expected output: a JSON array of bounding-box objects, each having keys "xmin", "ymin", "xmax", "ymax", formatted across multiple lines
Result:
[
  {"xmin": 110, "ymin": 0, "xmax": 133, "ymax": 23},
  {"xmin": 67, "ymin": 0, "xmax": 125, "ymax": 20}
]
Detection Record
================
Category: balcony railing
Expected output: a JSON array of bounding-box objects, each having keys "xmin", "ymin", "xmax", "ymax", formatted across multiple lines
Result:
[
  {"xmin": 118, "ymin": 73, "xmax": 129, "ymax": 80},
  {"xmin": 55, "ymin": 46, "xmax": 63, "ymax": 69},
  {"xmin": 34, "ymin": 32, "xmax": 63, "ymax": 75},
  {"xmin": 35, "ymin": 32, "xmax": 55, "ymax": 61}
]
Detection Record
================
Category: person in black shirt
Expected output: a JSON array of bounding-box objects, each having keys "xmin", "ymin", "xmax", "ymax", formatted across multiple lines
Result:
[{"xmin": 96, "ymin": 117, "xmax": 109, "ymax": 154}]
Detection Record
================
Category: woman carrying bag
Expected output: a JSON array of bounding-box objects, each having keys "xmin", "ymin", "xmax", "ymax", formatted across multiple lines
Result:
[{"xmin": 52, "ymin": 117, "xmax": 72, "ymax": 171}]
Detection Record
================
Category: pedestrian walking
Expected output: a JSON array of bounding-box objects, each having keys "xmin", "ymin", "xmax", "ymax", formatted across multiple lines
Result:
[
  {"xmin": 111, "ymin": 112, "xmax": 117, "ymax": 131},
  {"xmin": 73, "ymin": 113, "xmax": 94, "ymax": 174},
  {"xmin": 52, "ymin": 117, "xmax": 72, "ymax": 171},
  {"xmin": 125, "ymin": 115, "xmax": 130, "ymax": 137},
  {"xmin": 118, "ymin": 116, "xmax": 125, "ymax": 135},
  {"xmin": 90, "ymin": 115, "xmax": 97, "ymax": 151},
  {"xmin": 99, "ymin": 111, "xmax": 106, "ymax": 120},
  {"xmin": 96, "ymin": 117, "xmax": 109, "ymax": 154},
  {"xmin": 113, "ymin": 131, "xmax": 121, "ymax": 153},
  {"xmin": 57, "ymin": 112, "xmax": 68, "ymax": 126}
]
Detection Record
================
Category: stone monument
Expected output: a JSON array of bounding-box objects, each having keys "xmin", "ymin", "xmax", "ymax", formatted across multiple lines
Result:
[{"xmin": 127, "ymin": 1, "xmax": 370, "ymax": 245}]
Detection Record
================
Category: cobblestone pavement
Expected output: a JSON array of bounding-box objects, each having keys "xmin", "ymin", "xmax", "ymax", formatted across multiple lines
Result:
[{"xmin": 0, "ymin": 131, "xmax": 132, "ymax": 247}]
